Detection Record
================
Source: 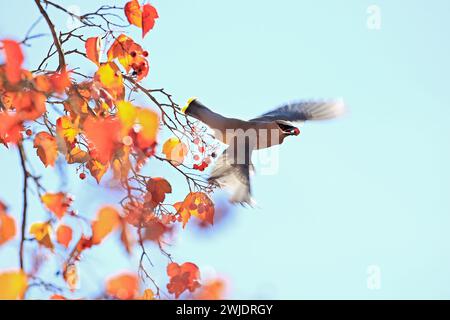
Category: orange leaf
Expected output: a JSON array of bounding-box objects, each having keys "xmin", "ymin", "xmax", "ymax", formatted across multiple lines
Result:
[
  {"xmin": 29, "ymin": 222, "xmax": 54, "ymax": 250},
  {"xmin": 162, "ymin": 137, "xmax": 188, "ymax": 165},
  {"xmin": 85, "ymin": 37, "xmax": 101, "ymax": 66},
  {"xmin": 1, "ymin": 40, "xmax": 24, "ymax": 84},
  {"xmin": 142, "ymin": 4, "xmax": 159, "ymax": 38},
  {"xmin": 41, "ymin": 192, "xmax": 72, "ymax": 219},
  {"xmin": 66, "ymin": 146, "xmax": 90, "ymax": 164},
  {"xmin": 33, "ymin": 132, "xmax": 58, "ymax": 167},
  {"xmin": 124, "ymin": 1, "xmax": 159, "ymax": 38},
  {"xmin": 176, "ymin": 192, "xmax": 215, "ymax": 228},
  {"xmin": 56, "ymin": 225, "xmax": 72, "ymax": 248},
  {"xmin": 91, "ymin": 206, "xmax": 120, "ymax": 245},
  {"xmin": 107, "ymin": 34, "xmax": 143, "ymax": 72},
  {"xmin": 84, "ymin": 116, "xmax": 121, "ymax": 163},
  {"xmin": 166, "ymin": 262, "xmax": 201, "ymax": 298},
  {"xmin": 124, "ymin": 0, "xmax": 142, "ymax": 27},
  {"xmin": 87, "ymin": 159, "xmax": 108, "ymax": 183},
  {"xmin": 106, "ymin": 273, "xmax": 139, "ymax": 300},
  {"xmin": 0, "ymin": 201, "xmax": 16, "ymax": 245},
  {"xmin": 0, "ymin": 270, "xmax": 27, "ymax": 299}
]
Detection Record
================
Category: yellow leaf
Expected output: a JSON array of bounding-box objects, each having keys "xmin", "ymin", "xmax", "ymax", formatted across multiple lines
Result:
[
  {"xmin": 136, "ymin": 108, "xmax": 159, "ymax": 149},
  {"xmin": 56, "ymin": 116, "xmax": 79, "ymax": 144},
  {"xmin": 117, "ymin": 100, "xmax": 137, "ymax": 136},
  {"xmin": 0, "ymin": 270, "xmax": 28, "ymax": 299},
  {"xmin": 162, "ymin": 137, "xmax": 188, "ymax": 165},
  {"xmin": 141, "ymin": 288, "xmax": 155, "ymax": 300},
  {"xmin": 29, "ymin": 222, "xmax": 54, "ymax": 250}
]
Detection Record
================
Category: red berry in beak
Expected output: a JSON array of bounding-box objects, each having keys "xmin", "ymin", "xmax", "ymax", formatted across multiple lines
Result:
[{"xmin": 293, "ymin": 127, "xmax": 300, "ymax": 136}]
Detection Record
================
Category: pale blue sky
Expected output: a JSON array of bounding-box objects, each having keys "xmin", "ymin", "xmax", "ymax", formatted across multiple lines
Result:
[{"xmin": 1, "ymin": 0, "xmax": 450, "ymax": 299}]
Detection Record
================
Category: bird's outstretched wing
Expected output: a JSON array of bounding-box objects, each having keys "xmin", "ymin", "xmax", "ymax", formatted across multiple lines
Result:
[
  {"xmin": 208, "ymin": 136, "xmax": 255, "ymax": 206},
  {"xmin": 250, "ymin": 99, "xmax": 345, "ymax": 123}
]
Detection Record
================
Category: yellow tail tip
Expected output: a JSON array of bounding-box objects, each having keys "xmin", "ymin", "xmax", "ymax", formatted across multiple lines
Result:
[{"xmin": 181, "ymin": 97, "xmax": 197, "ymax": 114}]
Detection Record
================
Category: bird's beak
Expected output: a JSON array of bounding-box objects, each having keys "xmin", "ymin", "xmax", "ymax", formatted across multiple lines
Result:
[{"xmin": 291, "ymin": 127, "xmax": 300, "ymax": 136}]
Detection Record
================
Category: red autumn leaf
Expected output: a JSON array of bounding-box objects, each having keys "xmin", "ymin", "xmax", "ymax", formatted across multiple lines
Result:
[
  {"xmin": 9, "ymin": 90, "xmax": 46, "ymax": 121},
  {"xmin": 142, "ymin": 4, "xmax": 159, "ymax": 38},
  {"xmin": 1, "ymin": 40, "xmax": 24, "ymax": 84},
  {"xmin": 56, "ymin": 225, "xmax": 73, "ymax": 248},
  {"xmin": 0, "ymin": 113, "xmax": 23, "ymax": 146},
  {"xmin": 146, "ymin": 177, "xmax": 172, "ymax": 207},
  {"xmin": 166, "ymin": 262, "xmax": 201, "ymax": 298},
  {"xmin": 85, "ymin": 37, "xmax": 101, "ymax": 66},
  {"xmin": 33, "ymin": 132, "xmax": 58, "ymax": 167},
  {"xmin": 49, "ymin": 70, "xmax": 71, "ymax": 93},
  {"xmin": 84, "ymin": 116, "xmax": 121, "ymax": 164},
  {"xmin": 106, "ymin": 273, "xmax": 139, "ymax": 300},
  {"xmin": 41, "ymin": 192, "xmax": 72, "ymax": 219},
  {"xmin": 91, "ymin": 206, "xmax": 121, "ymax": 245}
]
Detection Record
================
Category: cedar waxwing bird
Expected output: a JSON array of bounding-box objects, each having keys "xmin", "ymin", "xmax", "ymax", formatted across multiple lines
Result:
[{"xmin": 182, "ymin": 98, "xmax": 346, "ymax": 205}]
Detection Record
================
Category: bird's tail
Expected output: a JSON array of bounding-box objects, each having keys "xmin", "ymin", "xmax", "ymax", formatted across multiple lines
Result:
[{"xmin": 301, "ymin": 99, "xmax": 346, "ymax": 120}]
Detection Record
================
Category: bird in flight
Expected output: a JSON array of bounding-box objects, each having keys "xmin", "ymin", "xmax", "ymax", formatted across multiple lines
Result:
[{"xmin": 182, "ymin": 98, "xmax": 345, "ymax": 206}]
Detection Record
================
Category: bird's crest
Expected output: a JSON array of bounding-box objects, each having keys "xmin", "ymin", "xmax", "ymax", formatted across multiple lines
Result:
[{"xmin": 181, "ymin": 97, "xmax": 198, "ymax": 114}]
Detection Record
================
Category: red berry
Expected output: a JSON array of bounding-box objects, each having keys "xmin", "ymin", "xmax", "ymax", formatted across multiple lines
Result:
[
  {"xmin": 79, "ymin": 173, "xmax": 86, "ymax": 180},
  {"xmin": 293, "ymin": 128, "xmax": 300, "ymax": 136},
  {"xmin": 189, "ymin": 203, "xmax": 197, "ymax": 210},
  {"xmin": 198, "ymin": 146, "xmax": 205, "ymax": 153},
  {"xmin": 25, "ymin": 129, "xmax": 32, "ymax": 136},
  {"xmin": 193, "ymin": 154, "xmax": 200, "ymax": 161},
  {"xmin": 193, "ymin": 138, "xmax": 200, "ymax": 145},
  {"xmin": 130, "ymin": 51, "xmax": 137, "ymax": 58},
  {"xmin": 143, "ymin": 51, "xmax": 149, "ymax": 57}
]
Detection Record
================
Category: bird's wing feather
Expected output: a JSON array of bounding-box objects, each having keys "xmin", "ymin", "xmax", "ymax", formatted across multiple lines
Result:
[
  {"xmin": 208, "ymin": 136, "xmax": 255, "ymax": 206},
  {"xmin": 250, "ymin": 99, "xmax": 345, "ymax": 123}
]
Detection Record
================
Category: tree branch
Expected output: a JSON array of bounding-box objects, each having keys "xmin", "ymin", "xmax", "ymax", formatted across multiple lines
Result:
[
  {"xmin": 34, "ymin": 0, "xmax": 66, "ymax": 71},
  {"xmin": 18, "ymin": 143, "xmax": 28, "ymax": 270}
]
